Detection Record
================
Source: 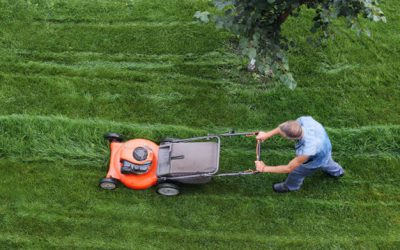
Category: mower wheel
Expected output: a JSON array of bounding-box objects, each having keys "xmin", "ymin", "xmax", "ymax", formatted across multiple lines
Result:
[
  {"xmin": 99, "ymin": 178, "xmax": 117, "ymax": 190},
  {"xmin": 156, "ymin": 183, "xmax": 180, "ymax": 196},
  {"xmin": 104, "ymin": 133, "xmax": 124, "ymax": 142}
]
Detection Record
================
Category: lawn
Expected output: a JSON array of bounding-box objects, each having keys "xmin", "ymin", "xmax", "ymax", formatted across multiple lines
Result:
[{"xmin": 0, "ymin": 0, "xmax": 399, "ymax": 249}]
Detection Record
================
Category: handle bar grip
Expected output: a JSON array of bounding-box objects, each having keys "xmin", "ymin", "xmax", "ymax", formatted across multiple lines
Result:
[{"xmin": 245, "ymin": 131, "xmax": 259, "ymax": 137}]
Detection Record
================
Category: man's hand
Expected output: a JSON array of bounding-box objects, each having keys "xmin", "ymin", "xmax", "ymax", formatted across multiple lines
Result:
[
  {"xmin": 256, "ymin": 128, "xmax": 281, "ymax": 141},
  {"xmin": 256, "ymin": 131, "xmax": 269, "ymax": 141},
  {"xmin": 255, "ymin": 161, "xmax": 266, "ymax": 172},
  {"xmin": 255, "ymin": 155, "xmax": 310, "ymax": 174}
]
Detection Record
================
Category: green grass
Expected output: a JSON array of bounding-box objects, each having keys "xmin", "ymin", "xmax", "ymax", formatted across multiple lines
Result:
[
  {"xmin": 0, "ymin": 0, "xmax": 399, "ymax": 249},
  {"xmin": 0, "ymin": 115, "xmax": 399, "ymax": 164}
]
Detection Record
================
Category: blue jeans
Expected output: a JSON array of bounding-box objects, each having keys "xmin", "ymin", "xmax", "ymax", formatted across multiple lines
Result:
[{"xmin": 284, "ymin": 157, "xmax": 344, "ymax": 191}]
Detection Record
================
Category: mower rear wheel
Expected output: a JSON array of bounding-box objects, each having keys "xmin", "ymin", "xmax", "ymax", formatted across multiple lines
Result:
[
  {"xmin": 156, "ymin": 183, "xmax": 180, "ymax": 196},
  {"xmin": 104, "ymin": 133, "xmax": 124, "ymax": 142},
  {"xmin": 99, "ymin": 178, "xmax": 117, "ymax": 190}
]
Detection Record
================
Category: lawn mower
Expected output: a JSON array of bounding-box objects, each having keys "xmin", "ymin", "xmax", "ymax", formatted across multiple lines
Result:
[{"xmin": 99, "ymin": 131, "xmax": 261, "ymax": 196}]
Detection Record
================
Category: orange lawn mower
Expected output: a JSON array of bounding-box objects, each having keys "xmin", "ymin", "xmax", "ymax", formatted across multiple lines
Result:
[{"xmin": 99, "ymin": 131, "xmax": 262, "ymax": 196}]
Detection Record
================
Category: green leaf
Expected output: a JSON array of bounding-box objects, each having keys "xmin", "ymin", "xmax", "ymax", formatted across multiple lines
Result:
[
  {"xmin": 239, "ymin": 37, "xmax": 248, "ymax": 50},
  {"xmin": 247, "ymin": 48, "xmax": 257, "ymax": 59},
  {"xmin": 194, "ymin": 11, "xmax": 210, "ymax": 23},
  {"xmin": 215, "ymin": 0, "xmax": 233, "ymax": 10},
  {"xmin": 194, "ymin": 11, "xmax": 201, "ymax": 19},
  {"xmin": 280, "ymin": 73, "xmax": 297, "ymax": 90}
]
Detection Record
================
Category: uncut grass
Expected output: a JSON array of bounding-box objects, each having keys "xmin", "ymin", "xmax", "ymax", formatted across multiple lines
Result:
[{"xmin": 0, "ymin": 115, "xmax": 399, "ymax": 164}]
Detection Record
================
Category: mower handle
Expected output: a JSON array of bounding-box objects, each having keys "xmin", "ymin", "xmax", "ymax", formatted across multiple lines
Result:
[
  {"xmin": 256, "ymin": 140, "xmax": 261, "ymax": 161},
  {"xmin": 161, "ymin": 136, "xmax": 263, "ymax": 181},
  {"xmin": 208, "ymin": 130, "xmax": 259, "ymax": 137},
  {"xmin": 208, "ymin": 129, "xmax": 262, "ymax": 161}
]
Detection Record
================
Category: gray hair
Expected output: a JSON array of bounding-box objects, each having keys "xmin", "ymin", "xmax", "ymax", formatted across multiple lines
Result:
[{"xmin": 279, "ymin": 120, "xmax": 302, "ymax": 139}]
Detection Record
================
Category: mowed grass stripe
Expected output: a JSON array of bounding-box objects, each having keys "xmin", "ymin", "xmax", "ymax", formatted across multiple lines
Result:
[
  {"xmin": 1, "ymin": 62, "xmax": 398, "ymax": 91},
  {"xmin": 1, "ymin": 0, "xmax": 213, "ymax": 23},
  {"xmin": 0, "ymin": 49, "xmax": 241, "ymax": 71},
  {"xmin": 1, "ymin": 160, "xmax": 398, "ymax": 249},
  {"xmin": 1, "ymin": 50, "xmax": 398, "ymax": 92},
  {"xmin": 1, "ymin": 71, "xmax": 399, "ymax": 127},
  {"xmin": 2, "ymin": 159, "xmax": 399, "ymax": 222},
  {"xmin": 1, "ymin": 233, "xmax": 398, "ymax": 250},
  {"xmin": 1, "ymin": 46, "xmax": 399, "ymax": 93},
  {"xmin": 1, "ymin": 52, "xmax": 397, "ymax": 86},
  {"xmin": 0, "ymin": 59, "xmax": 234, "ymax": 81},
  {"xmin": 32, "ymin": 20, "xmax": 200, "ymax": 26},
  {"xmin": 2, "ymin": 49, "xmax": 240, "ymax": 65},
  {"xmin": 0, "ymin": 73, "xmax": 235, "ymax": 127},
  {"xmin": 8, "ymin": 200, "xmax": 398, "ymax": 237},
  {"xmin": 2, "ymin": 22, "xmax": 229, "ymax": 54},
  {"xmin": 2, "ymin": 46, "xmax": 398, "ymax": 91}
]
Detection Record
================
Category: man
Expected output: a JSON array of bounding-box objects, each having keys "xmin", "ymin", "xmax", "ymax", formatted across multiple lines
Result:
[{"xmin": 255, "ymin": 116, "xmax": 344, "ymax": 193}]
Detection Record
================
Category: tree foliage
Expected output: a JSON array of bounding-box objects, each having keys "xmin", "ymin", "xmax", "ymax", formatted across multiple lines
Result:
[{"xmin": 195, "ymin": 0, "xmax": 386, "ymax": 89}]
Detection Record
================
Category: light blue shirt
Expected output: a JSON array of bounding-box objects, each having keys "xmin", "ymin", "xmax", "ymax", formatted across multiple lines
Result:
[{"xmin": 295, "ymin": 116, "xmax": 332, "ymax": 169}]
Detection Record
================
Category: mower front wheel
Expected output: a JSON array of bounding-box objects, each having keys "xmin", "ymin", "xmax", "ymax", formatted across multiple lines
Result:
[
  {"xmin": 156, "ymin": 183, "xmax": 180, "ymax": 196},
  {"xmin": 99, "ymin": 178, "xmax": 118, "ymax": 190}
]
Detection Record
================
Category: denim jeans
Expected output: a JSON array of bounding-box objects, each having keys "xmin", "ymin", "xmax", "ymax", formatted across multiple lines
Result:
[{"xmin": 284, "ymin": 157, "xmax": 344, "ymax": 190}]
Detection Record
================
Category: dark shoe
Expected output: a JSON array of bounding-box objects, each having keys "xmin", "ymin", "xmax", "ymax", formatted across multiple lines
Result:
[
  {"xmin": 272, "ymin": 182, "xmax": 290, "ymax": 193},
  {"xmin": 327, "ymin": 171, "xmax": 345, "ymax": 179}
]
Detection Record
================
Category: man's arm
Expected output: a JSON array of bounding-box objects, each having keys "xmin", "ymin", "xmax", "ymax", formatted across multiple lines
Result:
[
  {"xmin": 255, "ymin": 155, "xmax": 309, "ymax": 174},
  {"xmin": 256, "ymin": 127, "xmax": 282, "ymax": 141}
]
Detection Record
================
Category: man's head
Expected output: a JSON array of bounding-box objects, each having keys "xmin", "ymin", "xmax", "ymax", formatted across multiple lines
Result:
[{"xmin": 279, "ymin": 120, "xmax": 303, "ymax": 140}]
